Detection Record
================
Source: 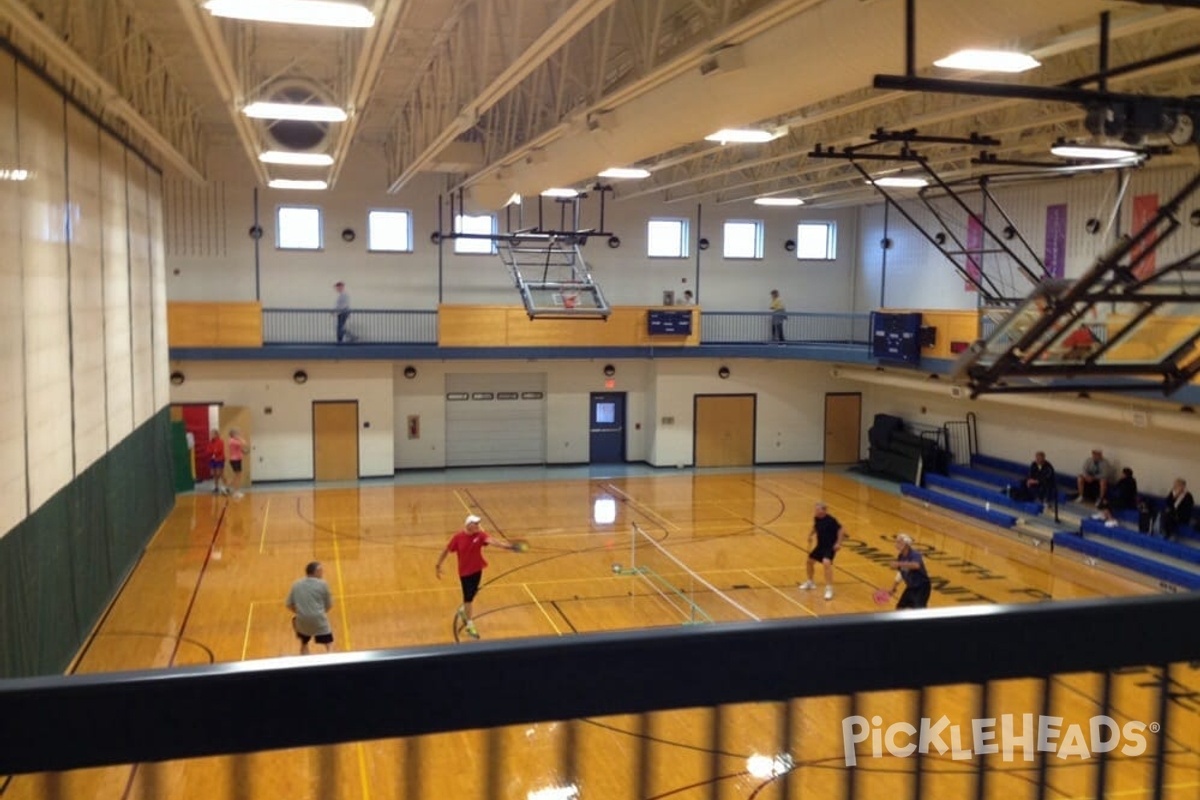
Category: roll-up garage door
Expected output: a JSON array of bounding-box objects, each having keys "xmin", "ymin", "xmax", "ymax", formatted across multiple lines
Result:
[{"xmin": 445, "ymin": 373, "xmax": 546, "ymax": 466}]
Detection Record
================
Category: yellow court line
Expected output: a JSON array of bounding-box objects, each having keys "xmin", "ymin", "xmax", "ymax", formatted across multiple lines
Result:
[
  {"xmin": 330, "ymin": 523, "xmax": 372, "ymax": 800},
  {"xmin": 522, "ymin": 583, "xmax": 563, "ymax": 636},
  {"xmin": 744, "ymin": 570, "xmax": 817, "ymax": 617},
  {"xmin": 241, "ymin": 601, "xmax": 255, "ymax": 661},
  {"xmin": 453, "ymin": 489, "xmax": 473, "ymax": 515},
  {"xmin": 604, "ymin": 483, "xmax": 680, "ymax": 531},
  {"xmin": 258, "ymin": 498, "xmax": 271, "ymax": 554}
]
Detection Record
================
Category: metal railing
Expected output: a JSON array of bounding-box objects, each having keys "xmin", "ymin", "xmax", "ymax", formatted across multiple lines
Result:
[
  {"xmin": 700, "ymin": 311, "xmax": 871, "ymax": 345},
  {"xmin": 3, "ymin": 593, "xmax": 1199, "ymax": 799},
  {"xmin": 262, "ymin": 309, "xmax": 438, "ymax": 345}
]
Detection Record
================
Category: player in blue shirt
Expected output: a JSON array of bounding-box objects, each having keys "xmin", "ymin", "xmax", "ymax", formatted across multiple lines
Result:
[{"xmin": 888, "ymin": 533, "xmax": 931, "ymax": 609}]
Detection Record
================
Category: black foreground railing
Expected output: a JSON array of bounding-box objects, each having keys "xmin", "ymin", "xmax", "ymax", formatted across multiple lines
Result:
[{"xmin": 2, "ymin": 593, "xmax": 1199, "ymax": 792}]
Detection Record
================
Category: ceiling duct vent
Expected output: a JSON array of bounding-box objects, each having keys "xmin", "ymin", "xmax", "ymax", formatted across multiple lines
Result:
[
  {"xmin": 260, "ymin": 80, "xmax": 336, "ymax": 152},
  {"xmin": 698, "ymin": 45, "xmax": 745, "ymax": 78}
]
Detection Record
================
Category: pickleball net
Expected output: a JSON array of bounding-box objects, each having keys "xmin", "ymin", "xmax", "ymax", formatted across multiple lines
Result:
[{"xmin": 614, "ymin": 522, "xmax": 761, "ymax": 624}]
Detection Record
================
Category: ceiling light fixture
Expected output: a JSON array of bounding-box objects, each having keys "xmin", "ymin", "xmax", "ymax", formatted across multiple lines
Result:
[
  {"xmin": 268, "ymin": 179, "xmax": 328, "ymax": 190},
  {"xmin": 754, "ymin": 197, "xmax": 804, "ymax": 206},
  {"xmin": 704, "ymin": 128, "xmax": 783, "ymax": 145},
  {"xmin": 934, "ymin": 49, "xmax": 1041, "ymax": 73},
  {"xmin": 1050, "ymin": 142, "xmax": 1142, "ymax": 161},
  {"xmin": 203, "ymin": 0, "xmax": 375, "ymax": 28},
  {"xmin": 598, "ymin": 167, "xmax": 650, "ymax": 179},
  {"xmin": 258, "ymin": 151, "xmax": 334, "ymax": 166},
  {"xmin": 243, "ymin": 102, "xmax": 348, "ymax": 122},
  {"xmin": 869, "ymin": 176, "xmax": 929, "ymax": 188},
  {"xmin": 541, "ymin": 188, "xmax": 579, "ymax": 198}
]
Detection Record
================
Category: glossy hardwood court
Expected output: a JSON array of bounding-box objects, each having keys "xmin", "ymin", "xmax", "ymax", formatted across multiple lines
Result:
[{"xmin": 8, "ymin": 469, "xmax": 1199, "ymax": 800}]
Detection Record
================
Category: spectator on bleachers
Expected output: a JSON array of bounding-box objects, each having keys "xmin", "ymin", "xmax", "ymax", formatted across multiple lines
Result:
[
  {"xmin": 1009, "ymin": 451, "xmax": 1055, "ymax": 502},
  {"xmin": 1071, "ymin": 449, "xmax": 1113, "ymax": 507},
  {"xmin": 1094, "ymin": 467, "xmax": 1137, "ymax": 527},
  {"xmin": 1156, "ymin": 478, "xmax": 1195, "ymax": 541}
]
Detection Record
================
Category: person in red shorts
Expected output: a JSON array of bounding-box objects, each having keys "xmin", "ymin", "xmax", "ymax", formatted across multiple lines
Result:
[{"xmin": 435, "ymin": 514, "xmax": 519, "ymax": 639}]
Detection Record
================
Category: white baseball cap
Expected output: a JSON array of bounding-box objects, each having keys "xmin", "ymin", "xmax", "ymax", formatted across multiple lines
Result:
[{"xmin": 465, "ymin": 514, "xmax": 482, "ymax": 525}]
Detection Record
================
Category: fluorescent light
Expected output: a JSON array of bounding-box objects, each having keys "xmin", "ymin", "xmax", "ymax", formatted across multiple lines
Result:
[
  {"xmin": 243, "ymin": 102, "xmax": 348, "ymax": 122},
  {"xmin": 258, "ymin": 151, "xmax": 334, "ymax": 166},
  {"xmin": 204, "ymin": 0, "xmax": 375, "ymax": 28},
  {"xmin": 935, "ymin": 49, "xmax": 1040, "ymax": 73},
  {"xmin": 870, "ymin": 176, "xmax": 929, "ymax": 188},
  {"xmin": 268, "ymin": 179, "xmax": 328, "ymax": 190},
  {"xmin": 505, "ymin": 193, "xmax": 522, "ymax": 206},
  {"xmin": 754, "ymin": 197, "xmax": 804, "ymax": 206},
  {"xmin": 541, "ymin": 188, "xmax": 579, "ymax": 198},
  {"xmin": 0, "ymin": 168, "xmax": 31, "ymax": 181},
  {"xmin": 598, "ymin": 167, "xmax": 650, "ymax": 179},
  {"xmin": 1050, "ymin": 143, "xmax": 1142, "ymax": 161},
  {"xmin": 704, "ymin": 128, "xmax": 782, "ymax": 144}
]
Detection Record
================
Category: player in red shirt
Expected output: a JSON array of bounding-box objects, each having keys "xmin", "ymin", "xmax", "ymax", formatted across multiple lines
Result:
[{"xmin": 435, "ymin": 514, "xmax": 519, "ymax": 639}]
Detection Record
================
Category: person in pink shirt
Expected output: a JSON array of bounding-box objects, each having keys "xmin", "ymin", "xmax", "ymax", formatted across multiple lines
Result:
[
  {"xmin": 225, "ymin": 428, "xmax": 249, "ymax": 499},
  {"xmin": 434, "ymin": 514, "xmax": 519, "ymax": 639}
]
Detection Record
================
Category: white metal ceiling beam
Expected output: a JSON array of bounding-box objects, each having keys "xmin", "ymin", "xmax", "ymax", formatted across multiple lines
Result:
[
  {"xmin": 326, "ymin": 0, "xmax": 410, "ymax": 188},
  {"xmin": 172, "ymin": 0, "xmax": 268, "ymax": 185},
  {"xmin": 0, "ymin": 0, "xmax": 206, "ymax": 182},
  {"xmin": 386, "ymin": 0, "xmax": 616, "ymax": 193}
]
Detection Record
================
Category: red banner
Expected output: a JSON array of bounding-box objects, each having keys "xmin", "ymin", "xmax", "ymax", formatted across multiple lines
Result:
[{"xmin": 1130, "ymin": 194, "xmax": 1158, "ymax": 280}]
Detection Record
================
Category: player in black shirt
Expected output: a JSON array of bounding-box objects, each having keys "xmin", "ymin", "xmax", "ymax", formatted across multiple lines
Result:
[
  {"xmin": 889, "ymin": 533, "xmax": 931, "ymax": 609},
  {"xmin": 799, "ymin": 502, "xmax": 846, "ymax": 600}
]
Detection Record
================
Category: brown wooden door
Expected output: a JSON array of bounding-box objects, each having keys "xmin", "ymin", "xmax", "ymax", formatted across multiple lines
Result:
[
  {"xmin": 824, "ymin": 392, "xmax": 862, "ymax": 465},
  {"xmin": 217, "ymin": 405, "xmax": 253, "ymax": 485},
  {"xmin": 694, "ymin": 395, "xmax": 755, "ymax": 467},
  {"xmin": 313, "ymin": 401, "xmax": 359, "ymax": 482}
]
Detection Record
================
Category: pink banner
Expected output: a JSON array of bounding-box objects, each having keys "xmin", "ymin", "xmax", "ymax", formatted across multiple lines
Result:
[
  {"xmin": 964, "ymin": 214, "xmax": 983, "ymax": 291},
  {"xmin": 1131, "ymin": 194, "xmax": 1158, "ymax": 280},
  {"xmin": 1044, "ymin": 204, "xmax": 1067, "ymax": 279}
]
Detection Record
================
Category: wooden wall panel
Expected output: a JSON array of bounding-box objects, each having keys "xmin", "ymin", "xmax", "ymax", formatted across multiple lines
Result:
[
  {"xmin": 167, "ymin": 302, "xmax": 263, "ymax": 347},
  {"xmin": 439, "ymin": 306, "xmax": 700, "ymax": 347}
]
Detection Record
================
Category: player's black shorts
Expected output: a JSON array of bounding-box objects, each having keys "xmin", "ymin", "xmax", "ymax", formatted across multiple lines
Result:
[
  {"xmin": 809, "ymin": 545, "xmax": 837, "ymax": 563},
  {"xmin": 897, "ymin": 583, "xmax": 931, "ymax": 609},
  {"xmin": 292, "ymin": 617, "xmax": 334, "ymax": 645},
  {"xmin": 460, "ymin": 571, "xmax": 483, "ymax": 602}
]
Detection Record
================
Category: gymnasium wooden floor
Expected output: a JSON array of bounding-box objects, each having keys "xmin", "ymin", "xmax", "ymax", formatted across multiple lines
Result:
[{"xmin": 8, "ymin": 468, "xmax": 1199, "ymax": 800}]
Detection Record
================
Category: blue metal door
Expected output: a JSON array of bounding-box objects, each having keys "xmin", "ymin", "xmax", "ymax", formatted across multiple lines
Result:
[{"xmin": 589, "ymin": 393, "xmax": 626, "ymax": 463}]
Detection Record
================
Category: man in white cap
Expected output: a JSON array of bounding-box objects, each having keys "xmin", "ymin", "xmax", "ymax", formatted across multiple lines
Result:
[
  {"xmin": 887, "ymin": 533, "xmax": 931, "ymax": 609},
  {"xmin": 435, "ymin": 513, "xmax": 519, "ymax": 639}
]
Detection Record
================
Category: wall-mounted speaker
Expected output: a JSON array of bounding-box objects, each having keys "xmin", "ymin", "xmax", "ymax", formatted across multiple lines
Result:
[
  {"xmin": 293, "ymin": 370, "xmax": 308, "ymax": 385},
  {"xmin": 607, "ymin": 235, "xmax": 621, "ymax": 249},
  {"xmin": 784, "ymin": 239, "xmax": 796, "ymax": 252},
  {"xmin": 169, "ymin": 371, "xmax": 185, "ymax": 386},
  {"xmin": 603, "ymin": 364, "xmax": 616, "ymax": 377},
  {"xmin": 341, "ymin": 228, "xmax": 356, "ymax": 242},
  {"xmin": 403, "ymin": 365, "xmax": 417, "ymax": 379},
  {"xmin": 718, "ymin": 366, "xmax": 731, "ymax": 379}
]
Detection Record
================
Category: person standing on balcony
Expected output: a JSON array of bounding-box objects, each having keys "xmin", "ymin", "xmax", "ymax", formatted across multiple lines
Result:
[
  {"xmin": 333, "ymin": 281, "xmax": 358, "ymax": 343},
  {"xmin": 769, "ymin": 289, "xmax": 786, "ymax": 343}
]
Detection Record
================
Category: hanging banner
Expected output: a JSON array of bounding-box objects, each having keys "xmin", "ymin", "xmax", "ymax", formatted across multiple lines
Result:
[
  {"xmin": 1130, "ymin": 193, "xmax": 1159, "ymax": 280},
  {"xmin": 964, "ymin": 214, "xmax": 983, "ymax": 291},
  {"xmin": 1044, "ymin": 204, "xmax": 1067, "ymax": 280}
]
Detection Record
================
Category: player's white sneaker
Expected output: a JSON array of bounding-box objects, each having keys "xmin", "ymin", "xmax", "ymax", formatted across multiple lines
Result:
[
  {"xmin": 799, "ymin": 580, "xmax": 815, "ymax": 590},
  {"xmin": 824, "ymin": 587, "xmax": 834, "ymax": 600}
]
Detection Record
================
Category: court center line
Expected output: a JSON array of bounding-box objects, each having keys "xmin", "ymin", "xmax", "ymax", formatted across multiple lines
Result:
[
  {"xmin": 240, "ymin": 602, "xmax": 255, "ymax": 661},
  {"xmin": 522, "ymin": 583, "xmax": 563, "ymax": 636},
  {"xmin": 744, "ymin": 570, "xmax": 817, "ymax": 617},
  {"xmin": 258, "ymin": 498, "xmax": 271, "ymax": 554}
]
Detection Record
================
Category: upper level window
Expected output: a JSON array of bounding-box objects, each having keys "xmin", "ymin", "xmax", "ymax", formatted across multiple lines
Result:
[
  {"xmin": 277, "ymin": 205, "xmax": 322, "ymax": 250},
  {"xmin": 647, "ymin": 218, "xmax": 689, "ymax": 258},
  {"xmin": 796, "ymin": 221, "xmax": 837, "ymax": 260},
  {"xmin": 723, "ymin": 220, "xmax": 764, "ymax": 259},
  {"xmin": 368, "ymin": 209, "xmax": 413, "ymax": 252},
  {"xmin": 454, "ymin": 213, "xmax": 497, "ymax": 254}
]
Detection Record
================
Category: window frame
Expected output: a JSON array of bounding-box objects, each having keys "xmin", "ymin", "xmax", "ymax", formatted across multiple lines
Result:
[
  {"xmin": 646, "ymin": 217, "xmax": 690, "ymax": 259},
  {"xmin": 795, "ymin": 220, "xmax": 837, "ymax": 261},
  {"xmin": 275, "ymin": 204, "xmax": 323, "ymax": 251},
  {"xmin": 454, "ymin": 213, "xmax": 498, "ymax": 255},
  {"xmin": 367, "ymin": 208, "xmax": 415, "ymax": 253},
  {"xmin": 722, "ymin": 219, "xmax": 765, "ymax": 260}
]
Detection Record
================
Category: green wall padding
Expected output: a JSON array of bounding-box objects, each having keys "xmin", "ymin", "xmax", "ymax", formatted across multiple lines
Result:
[
  {"xmin": 170, "ymin": 420, "xmax": 194, "ymax": 493},
  {"xmin": 0, "ymin": 407, "xmax": 176, "ymax": 678}
]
